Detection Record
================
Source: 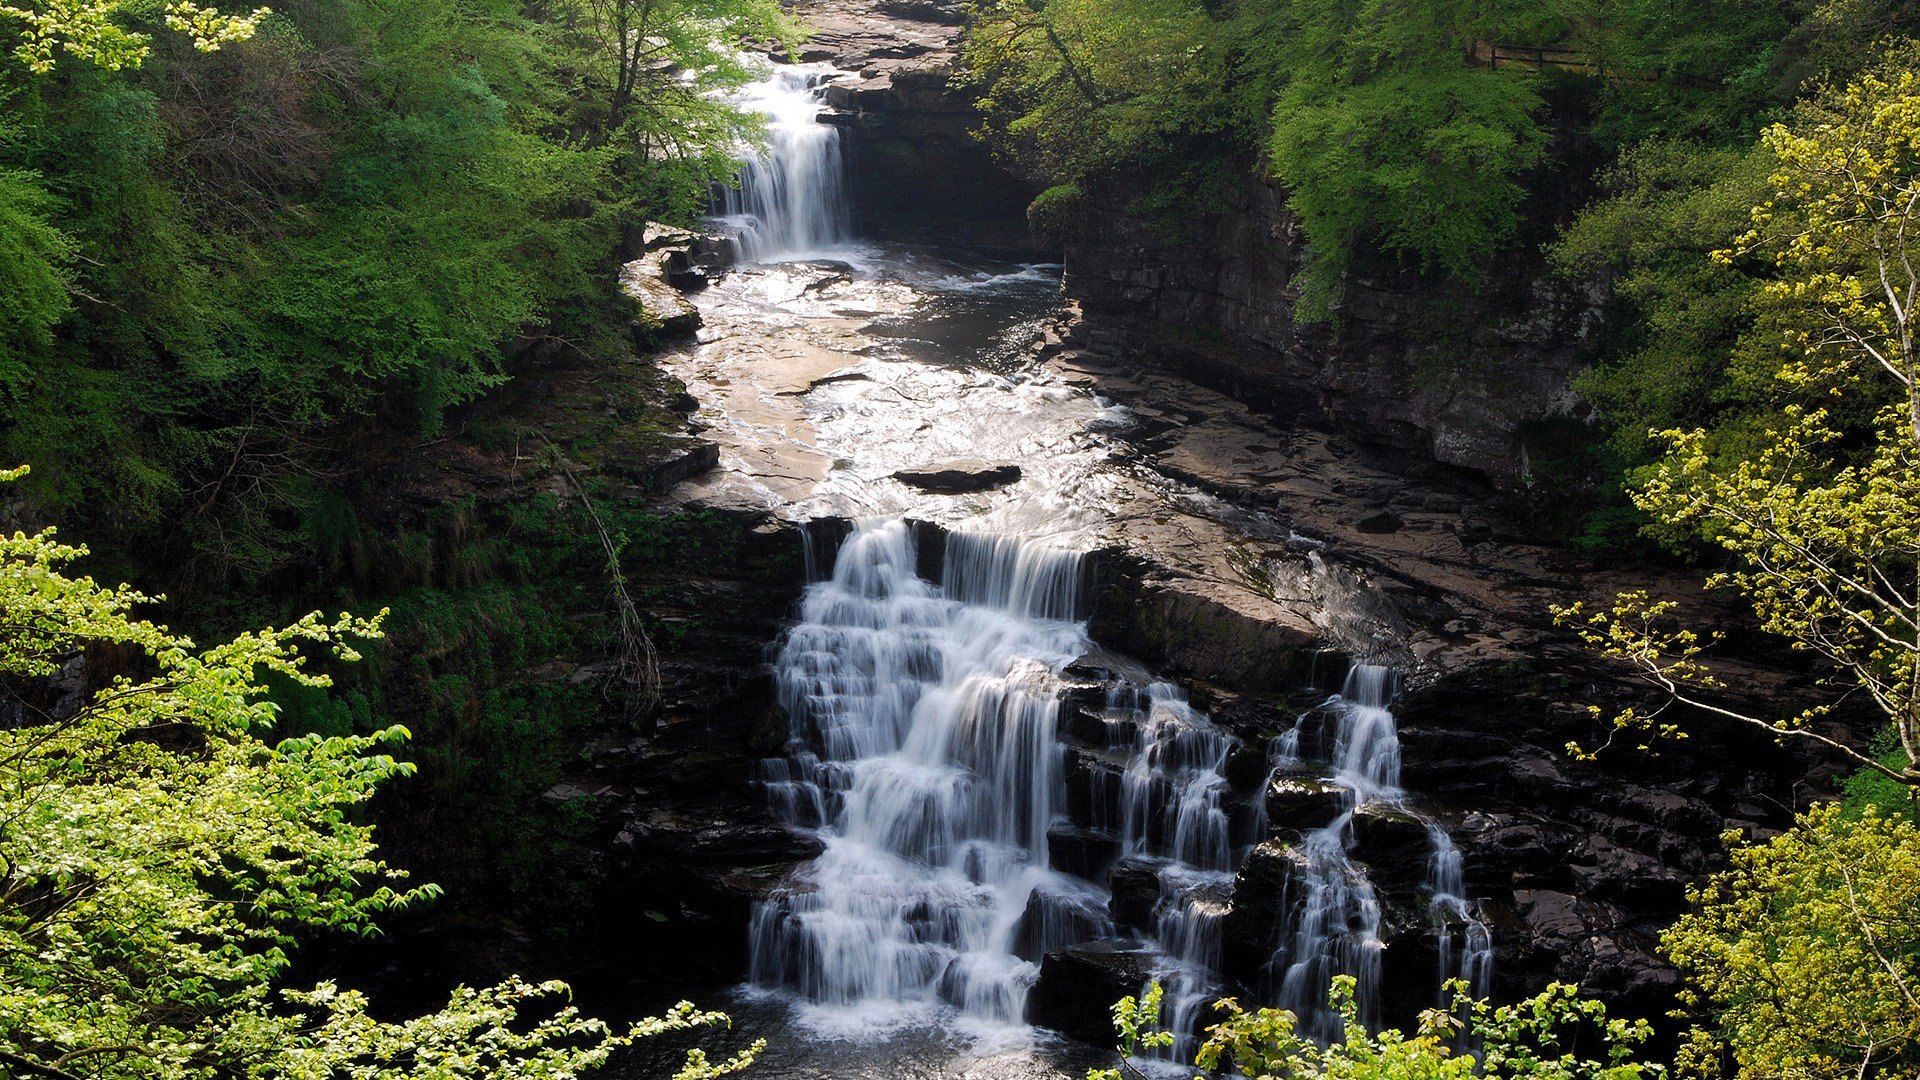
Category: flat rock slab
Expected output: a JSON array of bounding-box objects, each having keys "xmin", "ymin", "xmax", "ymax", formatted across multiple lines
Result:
[
  {"xmin": 619, "ymin": 257, "xmax": 701, "ymax": 339},
  {"xmin": 892, "ymin": 460, "xmax": 1022, "ymax": 493}
]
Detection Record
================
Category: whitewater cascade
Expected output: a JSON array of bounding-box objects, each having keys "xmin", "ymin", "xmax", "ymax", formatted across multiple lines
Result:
[
  {"xmin": 750, "ymin": 522, "xmax": 1495, "ymax": 1044},
  {"xmin": 713, "ymin": 64, "xmax": 852, "ymax": 262},
  {"xmin": 1264, "ymin": 667, "xmax": 1495, "ymax": 1040},
  {"xmin": 748, "ymin": 521, "xmax": 1095, "ymax": 1030}
]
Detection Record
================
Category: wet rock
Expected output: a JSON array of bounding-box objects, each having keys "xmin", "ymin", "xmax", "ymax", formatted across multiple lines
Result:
[
  {"xmin": 876, "ymin": 0, "xmax": 963, "ymax": 24},
  {"xmin": 892, "ymin": 460, "xmax": 1023, "ymax": 493},
  {"xmin": 1220, "ymin": 841, "xmax": 1306, "ymax": 984},
  {"xmin": 1107, "ymin": 857, "xmax": 1161, "ymax": 932},
  {"xmin": 1057, "ymin": 685, "xmax": 1112, "ymax": 746},
  {"xmin": 907, "ymin": 517, "xmax": 948, "ymax": 583},
  {"xmin": 620, "ymin": 257, "xmax": 702, "ymax": 340},
  {"xmin": 1090, "ymin": 564, "xmax": 1327, "ymax": 694},
  {"xmin": 1013, "ymin": 882, "xmax": 1113, "ymax": 962},
  {"xmin": 651, "ymin": 439, "xmax": 720, "ymax": 491},
  {"xmin": 1027, "ymin": 941, "xmax": 1157, "ymax": 1042},
  {"xmin": 1063, "ymin": 745, "xmax": 1125, "ymax": 826},
  {"xmin": 1348, "ymin": 805, "xmax": 1431, "ymax": 893},
  {"xmin": 1265, "ymin": 775, "xmax": 1349, "ymax": 838},
  {"xmin": 1047, "ymin": 824, "xmax": 1120, "ymax": 881},
  {"xmin": 1355, "ymin": 510, "xmax": 1403, "ymax": 534}
]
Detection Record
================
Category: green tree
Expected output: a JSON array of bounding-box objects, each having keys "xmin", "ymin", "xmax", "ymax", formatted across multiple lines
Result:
[
  {"xmin": 961, "ymin": 0, "xmax": 1238, "ymax": 232},
  {"xmin": 1256, "ymin": 0, "xmax": 1545, "ymax": 317},
  {"xmin": 1557, "ymin": 46, "xmax": 1920, "ymax": 1078},
  {"xmin": 0, "ymin": 165, "xmax": 72, "ymax": 376},
  {"xmin": 0, "ymin": 465, "xmax": 760, "ymax": 1079},
  {"xmin": 1089, "ymin": 977, "xmax": 1661, "ymax": 1080},
  {"xmin": 1556, "ymin": 49, "xmax": 1920, "ymax": 788},
  {"xmin": 0, "ymin": 0, "xmax": 265, "ymax": 73},
  {"xmin": 1663, "ymin": 803, "xmax": 1920, "ymax": 1079}
]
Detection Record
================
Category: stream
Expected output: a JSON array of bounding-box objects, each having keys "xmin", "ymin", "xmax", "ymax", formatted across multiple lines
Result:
[{"xmin": 629, "ymin": 61, "xmax": 1494, "ymax": 1078}]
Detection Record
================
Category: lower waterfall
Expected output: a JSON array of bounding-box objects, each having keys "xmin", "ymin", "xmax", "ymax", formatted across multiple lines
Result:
[
  {"xmin": 1265, "ymin": 668, "xmax": 1494, "ymax": 1040},
  {"xmin": 748, "ymin": 521, "xmax": 1090, "ymax": 1032},
  {"xmin": 748, "ymin": 525, "xmax": 1492, "ymax": 1044}
]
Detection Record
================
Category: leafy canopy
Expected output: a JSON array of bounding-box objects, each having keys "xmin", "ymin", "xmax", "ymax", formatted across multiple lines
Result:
[
  {"xmin": 0, "ymin": 465, "xmax": 759, "ymax": 1080},
  {"xmin": 0, "ymin": 0, "xmax": 268, "ymax": 73},
  {"xmin": 1664, "ymin": 803, "xmax": 1920, "ymax": 1079},
  {"xmin": 1556, "ymin": 47, "xmax": 1920, "ymax": 788}
]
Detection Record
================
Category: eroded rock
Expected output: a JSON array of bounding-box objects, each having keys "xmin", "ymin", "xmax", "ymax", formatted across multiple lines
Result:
[{"xmin": 892, "ymin": 460, "xmax": 1023, "ymax": 493}]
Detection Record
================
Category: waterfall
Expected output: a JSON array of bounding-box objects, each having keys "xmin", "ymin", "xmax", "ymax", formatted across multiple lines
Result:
[
  {"xmin": 714, "ymin": 64, "xmax": 852, "ymax": 262},
  {"xmin": 1262, "ymin": 666, "xmax": 1494, "ymax": 1039},
  {"xmin": 750, "ymin": 520, "xmax": 1493, "ymax": 1046},
  {"xmin": 748, "ymin": 520, "xmax": 1091, "ymax": 1032}
]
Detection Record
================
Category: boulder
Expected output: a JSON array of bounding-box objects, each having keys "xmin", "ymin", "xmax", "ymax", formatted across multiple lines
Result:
[
  {"xmin": 1013, "ymin": 882, "xmax": 1113, "ymax": 961},
  {"xmin": 1219, "ymin": 841, "xmax": 1305, "ymax": 983},
  {"xmin": 1348, "ymin": 805, "xmax": 1432, "ymax": 894},
  {"xmin": 1026, "ymin": 941, "xmax": 1157, "ymax": 1042},
  {"xmin": 891, "ymin": 460, "xmax": 1023, "ymax": 493},
  {"xmin": 620, "ymin": 257, "xmax": 701, "ymax": 341},
  {"xmin": 1107, "ymin": 857, "xmax": 1161, "ymax": 932},
  {"xmin": 1048, "ymin": 824, "xmax": 1121, "ymax": 881},
  {"xmin": 1265, "ymin": 774, "xmax": 1350, "ymax": 838}
]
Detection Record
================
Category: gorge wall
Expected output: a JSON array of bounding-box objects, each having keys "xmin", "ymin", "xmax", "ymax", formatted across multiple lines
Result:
[
  {"xmin": 794, "ymin": 0, "xmax": 1601, "ymax": 489},
  {"xmin": 1058, "ymin": 183, "xmax": 1601, "ymax": 488}
]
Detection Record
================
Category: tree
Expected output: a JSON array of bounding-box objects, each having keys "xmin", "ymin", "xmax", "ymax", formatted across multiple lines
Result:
[
  {"xmin": 1088, "ymin": 977, "xmax": 1661, "ymax": 1080},
  {"xmin": 960, "ymin": 0, "xmax": 1235, "ymax": 228},
  {"xmin": 1555, "ymin": 48, "xmax": 1920, "ymax": 789},
  {"xmin": 1258, "ymin": 0, "xmax": 1545, "ymax": 317},
  {"xmin": 0, "ymin": 0, "xmax": 267, "ymax": 73},
  {"xmin": 561, "ymin": 0, "xmax": 798, "ymax": 223},
  {"xmin": 1663, "ymin": 803, "xmax": 1920, "ymax": 1079},
  {"xmin": 0, "ymin": 465, "xmax": 760, "ymax": 1080}
]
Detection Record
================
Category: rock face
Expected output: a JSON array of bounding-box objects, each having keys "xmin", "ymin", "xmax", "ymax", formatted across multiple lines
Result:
[
  {"xmin": 620, "ymin": 255, "xmax": 703, "ymax": 341},
  {"xmin": 1060, "ymin": 178, "xmax": 1601, "ymax": 488},
  {"xmin": 1027, "ymin": 942, "xmax": 1159, "ymax": 1043}
]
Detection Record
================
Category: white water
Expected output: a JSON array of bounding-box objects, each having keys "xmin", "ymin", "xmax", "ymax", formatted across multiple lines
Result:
[
  {"xmin": 1263, "ymin": 666, "xmax": 1494, "ymax": 1039},
  {"xmin": 748, "ymin": 521, "xmax": 1093, "ymax": 1035},
  {"xmin": 713, "ymin": 64, "xmax": 853, "ymax": 262},
  {"xmin": 750, "ymin": 524, "xmax": 1494, "ymax": 1054}
]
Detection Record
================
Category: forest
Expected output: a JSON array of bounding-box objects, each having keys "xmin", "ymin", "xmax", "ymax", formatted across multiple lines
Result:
[{"xmin": 4, "ymin": 0, "xmax": 1920, "ymax": 1077}]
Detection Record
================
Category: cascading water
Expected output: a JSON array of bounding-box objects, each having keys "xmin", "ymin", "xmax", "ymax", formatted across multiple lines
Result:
[
  {"xmin": 714, "ymin": 64, "xmax": 853, "ymax": 262},
  {"xmin": 1110, "ymin": 685, "xmax": 1238, "ymax": 1058},
  {"xmin": 1262, "ymin": 666, "xmax": 1494, "ymax": 1039},
  {"xmin": 748, "ymin": 521, "xmax": 1094, "ymax": 1032},
  {"xmin": 751, "ymin": 521, "xmax": 1495, "ymax": 1050}
]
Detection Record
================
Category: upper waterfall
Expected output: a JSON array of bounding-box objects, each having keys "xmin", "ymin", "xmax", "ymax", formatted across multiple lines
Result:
[{"xmin": 714, "ymin": 64, "xmax": 853, "ymax": 262}]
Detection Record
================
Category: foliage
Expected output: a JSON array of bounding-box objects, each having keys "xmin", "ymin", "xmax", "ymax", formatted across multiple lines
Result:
[
  {"xmin": 0, "ymin": 0, "xmax": 786, "ymax": 591},
  {"xmin": 960, "ymin": 0, "xmax": 1240, "ymax": 231},
  {"xmin": 1090, "ymin": 976, "xmax": 1661, "ymax": 1080},
  {"xmin": 1254, "ymin": 0, "xmax": 1545, "ymax": 316},
  {"xmin": 962, "ymin": 0, "xmax": 1880, "ymax": 325},
  {"xmin": 0, "ymin": 165, "xmax": 71, "ymax": 372},
  {"xmin": 0, "ymin": 466, "xmax": 761, "ymax": 1080},
  {"xmin": 1664, "ymin": 803, "xmax": 1920, "ymax": 1079},
  {"xmin": 0, "ymin": 0, "xmax": 267, "ymax": 74},
  {"xmin": 269, "ymin": 491, "xmax": 753, "ymax": 930},
  {"xmin": 963, "ymin": 0, "xmax": 1545, "ymax": 303},
  {"xmin": 1555, "ymin": 49, "xmax": 1920, "ymax": 788}
]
